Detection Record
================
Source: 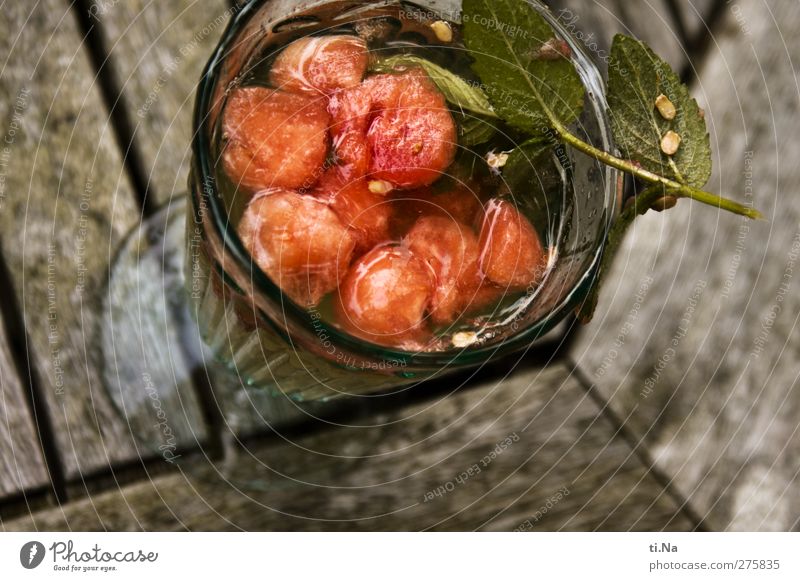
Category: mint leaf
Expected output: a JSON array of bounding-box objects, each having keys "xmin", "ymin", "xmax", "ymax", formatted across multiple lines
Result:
[
  {"xmin": 462, "ymin": 0, "xmax": 585, "ymax": 136},
  {"xmin": 607, "ymin": 34, "xmax": 712, "ymax": 188},
  {"xmin": 456, "ymin": 114, "xmax": 498, "ymax": 146},
  {"xmin": 503, "ymin": 137, "xmax": 552, "ymax": 187},
  {"xmin": 371, "ymin": 54, "xmax": 497, "ymax": 118},
  {"xmin": 502, "ymin": 136, "xmax": 560, "ymax": 205}
]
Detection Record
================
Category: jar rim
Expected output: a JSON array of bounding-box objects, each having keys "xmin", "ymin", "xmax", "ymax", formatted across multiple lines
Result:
[{"xmin": 191, "ymin": 0, "xmax": 618, "ymax": 368}]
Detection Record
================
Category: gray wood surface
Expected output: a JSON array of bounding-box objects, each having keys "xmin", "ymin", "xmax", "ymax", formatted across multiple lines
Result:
[
  {"xmin": 671, "ymin": 0, "xmax": 718, "ymax": 39},
  {"xmin": 0, "ymin": 0, "xmax": 204, "ymax": 481},
  {"xmin": 98, "ymin": 0, "xmax": 233, "ymax": 205},
  {"xmin": 0, "ymin": 311, "xmax": 48, "ymax": 498},
  {"xmin": 3, "ymin": 0, "xmax": 795, "ymax": 535},
  {"xmin": 570, "ymin": 0, "xmax": 800, "ymax": 531},
  {"xmin": 4, "ymin": 364, "xmax": 695, "ymax": 531}
]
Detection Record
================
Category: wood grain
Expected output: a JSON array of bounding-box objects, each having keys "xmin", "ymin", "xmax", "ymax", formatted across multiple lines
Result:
[
  {"xmin": 4, "ymin": 364, "xmax": 695, "ymax": 531},
  {"xmin": 97, "ymin": 0, "xmax": 233, "ymax": 206},
  {"xmin": 0, "ymin": 1, "xmax": 204, "ymax": 480},
  {"xmin": 570, "ymin": 0, "xmax": 800, "ymax": 531},
  {"xmin": 0, "ymin": 309, "xmax": 48, "ymax": 498},
  {"xmin": 669, "ymin": 0, "xmax": 719, "ymax": 40}
]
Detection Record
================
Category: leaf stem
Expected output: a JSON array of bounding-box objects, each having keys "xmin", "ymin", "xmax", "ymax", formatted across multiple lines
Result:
[
  {"xmin": 549, "ymin": 117, "xmax": 764, "ymax": 220},
  {"xmin": 532, "ymin": 95, "xmax": 764, "ymax": 322}
]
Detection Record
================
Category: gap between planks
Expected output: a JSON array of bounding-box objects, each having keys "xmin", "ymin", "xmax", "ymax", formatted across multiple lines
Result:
[{"xmin": 567, "ymin": 358, "xmax": 708, "ymax": 531}]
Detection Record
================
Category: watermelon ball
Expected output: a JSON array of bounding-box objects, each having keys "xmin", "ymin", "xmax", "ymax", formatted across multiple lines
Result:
[
  {"xmin": 462, "ymin": 284, "xmax": 508, "ymax": 316},
  {"xmin": 404, "ymin": 216, "xmax": 483, "ymax": 325},
  {"xmin": 312, "ymin": 169, "xmax": 393, "ymax": 255},
  {"xmin": 327, "ymin": 69, "xmax": 457, "ymax": 186},
  {"xmin": 222, "ymin": 87, "xmax": 330, "ymax": 193},
  {"xmin": 390, "ymin": 182, "xmax": 485, "ymax": 237},
  {"xmin": 478, "ymin": 199, "xmax": 549, "ymax": 290},
  {"xmin": 237, "ymin": 190, "xmax": 356, "ymax": 307},
  {"xmin": 270, "ymin": 35, "xmax": 369, "ymax": 95},
  {"xmin": 365, "ymin": 69, "xmax": 457, "ymax": 188},
  {"xmin": 335, "ymin": 246, "xmax": 434, "ymax": 345},
  {"xmin": 327, "ymin": 84, "xmax": 373, "ymax": 179}
]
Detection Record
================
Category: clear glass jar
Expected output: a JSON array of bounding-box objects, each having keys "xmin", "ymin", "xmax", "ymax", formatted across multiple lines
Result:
[{"xmin": 186, "ymin": 0, "xmax": 619, "ymax": 402}]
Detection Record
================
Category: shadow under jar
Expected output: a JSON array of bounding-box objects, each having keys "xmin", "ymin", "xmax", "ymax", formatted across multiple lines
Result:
[{"xmin": 187, "ymin": 0, "xmax": 618, "ymax": 402}]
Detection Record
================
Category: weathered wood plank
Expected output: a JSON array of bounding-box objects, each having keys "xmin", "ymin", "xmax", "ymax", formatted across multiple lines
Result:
[
  {"xmin": 0, "ymin": 0, "xmax": 204, "ymax": 480},
  {"xmin": 4, "ymin": 364, "xmax": 695, "ymax": 531},
  {"xmin": 0, "ymin": 38, "xmax": 50, "ymax": 496},
  {"xmin": 570, "ymin": 0, "xmax": 800, "ymax": 531},
  {"xmin": 670, "ymin": 0, "xmax": 719, "ymax": 40},
  {"xmin": 97, "ymin": 0, "xmax": 233, "ymax": 204},
  {"xmin": 0, "ymin": 310, "xmax": 49, "ymax": 498}
]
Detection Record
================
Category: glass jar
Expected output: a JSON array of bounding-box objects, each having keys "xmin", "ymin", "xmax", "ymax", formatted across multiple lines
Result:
[{"xmin": 186, "ymin": 0, "xmax": 619, "ymax": 402}]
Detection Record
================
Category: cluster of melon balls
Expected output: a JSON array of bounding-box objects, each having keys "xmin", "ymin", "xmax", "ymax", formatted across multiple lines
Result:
[{"xmin": 222, "ymin": 34, "xmax": 549, "ymax": 347}]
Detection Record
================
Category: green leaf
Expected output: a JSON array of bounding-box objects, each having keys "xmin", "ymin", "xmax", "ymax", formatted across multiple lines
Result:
[
  {"xmin": 371, "ymin": 54, "xmax": 498, "ymax": 118},
  {"xmin": 462, "ymin": 0, "xmax": 585, "ymax": 136},
  {"xmin": 456, "ymin": 114, "xmax": 498, "ymax": 146},
  {"xmin": 500, "ymin": 137, "xmax": 556, "ymax": 219},
  {"xmin": 503, "ymin": 137, "xmax": 552, "ymax": 186},
  {"xmin": 607, "ymin": 34, "xmax": 712, "ymax": 188}
]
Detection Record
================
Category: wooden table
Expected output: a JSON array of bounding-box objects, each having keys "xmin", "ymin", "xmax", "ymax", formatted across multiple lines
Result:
[{"xmin": 1, "ymin": 0, "xmax": 798, "ymax": 531}]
